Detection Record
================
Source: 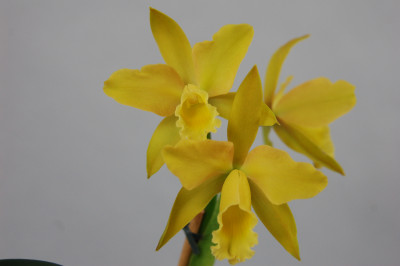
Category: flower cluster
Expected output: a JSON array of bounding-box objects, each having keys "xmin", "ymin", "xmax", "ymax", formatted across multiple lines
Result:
[{"xmin": 104, "ymin": 8, "xmax": 356, "ymax": 265}]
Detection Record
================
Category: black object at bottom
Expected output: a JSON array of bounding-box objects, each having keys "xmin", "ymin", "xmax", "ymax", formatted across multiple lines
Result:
[{"xmin": 0, "ymin": 259, "xmax": 61, "ymax": 266}]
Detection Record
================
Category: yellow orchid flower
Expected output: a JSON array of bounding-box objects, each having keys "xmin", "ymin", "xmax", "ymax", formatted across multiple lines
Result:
[
  {"xmin": 263, "ymin": 35, "xmax": 357, "ymax": 174},
  {"xmin": 157, "ymin": 66, "xmax": 328, "ymax": 264},
  {"xmin": 104, "ymin": 8, "xmax": 255, "ymax": 178}
]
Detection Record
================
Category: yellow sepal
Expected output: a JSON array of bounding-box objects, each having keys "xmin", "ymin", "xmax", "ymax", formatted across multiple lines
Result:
[
  {"xmin": 147, "ymin": 116, "xmax": 180, "ymax": 178},
  {"xmin": 249, "ymin": 180, "xmax": 300, "ymax": 260},
  {"xmin": 264, "ymin": 35, "xmax": 309, "ymax": 106},
  {"xmin": 156, "ymin": 176, "xmax": 225, "ymax": 250},
  {"xmin": 150, "ymin": 8, "xmax": 196, "ymax": 85}
]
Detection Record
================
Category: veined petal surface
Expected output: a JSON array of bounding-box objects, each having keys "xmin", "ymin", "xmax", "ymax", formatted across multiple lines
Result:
[
  {"xmin": 241, "ymin": 145, "xmax": 328, "ymax": 205},
  {"xmin": 274, "ymin": 121, "xmax": 344, "ymax": 174},
  {"xmin": 163, "ymin": 140, "xmax": 234, "ymax": 190},
  {"xmin": 103, "ymin": 64, "xmax": 184, "ymax": 116},
  {"xmin": 228, "ymin": 66, "xmax": 263, "ymax": 167},
  {"xmin": 249, "ymin": 180, "xmax": 300, "ymax": 260},
  {"xmin": 264, "ymin": 35, "xmax": 309, "ymax": 106},
  {"xmin": 274, "ymin": 78, "xmax": 356, "ymax": 127},
  {"xmin": 193, "ymin": 24, "xmax": 254, "ymax": 97},
  {"xmin": 150, "ymin": 8, "xmax": 196, "ymax": 84},
  {"xmin": 147, "ymin": 116, "xmax": 180, "ymax": 178},
  {"xmin": 211, "ymin": 170, "xmax": 258, "ymax": 265},
  {"xmin": 156, "ymin": 176, "xmax": 225, "ymax": 250}
]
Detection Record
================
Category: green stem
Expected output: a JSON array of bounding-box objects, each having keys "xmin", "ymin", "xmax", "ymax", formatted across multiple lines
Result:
[
  {"xmin": 262, "ymin": 126, "xmax": 273, "ymax": 146},
  {"xmin": 188, "ymin": 194, "xmax": 220, "ymax": 266}
]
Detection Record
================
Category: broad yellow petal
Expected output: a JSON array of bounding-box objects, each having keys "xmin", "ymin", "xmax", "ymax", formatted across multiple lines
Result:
[
  {"xmin": 274, "ymin": 78, "xmax": 356, "ymax": 127},
  {"xmin": 209, "ymin": 92, "xmax": 236, "ymax": 120},
  {"xmin": 274, "ymin": 121, "xmax": 344, "ymax": 174},
  {"xmin": 249, "ymin": 180, "xmax": 300, "ymax": 260},
  {"xmin": 147, "ymin": 116, "xmax": 180, "ymax": 178},
  {"xmin": 103, "ymin": 64, "xmax": 184, "ymax": 116},
  {"xmin": 163, "ymin": 140, "xmax": 234, "ymax": 190},
  {"xmin": 264, "ymin": 35, "xmax": 309, "ymax": 106},
  {"xmin": 193, "ymin": 24, "xmax": 254, "ymax": 97},
  {"xmin": 211, "ymin": 170, "xmax": 258, "ymax": 265},
  {"xmin": 241, "ymin": 145, "xmax": 328, "ymax": 205},
  {"xmin": 156, "ymin": 176, "xmax": 225, "ymax": 250},
  {"xmin": 228, "ymin": 66, "xmax": 263, "ymax": 167},
  {"xmin": 149, "ymin": 8, "xmax": 195, "ymax": 84}
]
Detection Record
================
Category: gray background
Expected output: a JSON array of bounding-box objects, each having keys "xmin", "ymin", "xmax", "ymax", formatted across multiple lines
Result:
[{"xmin": 1, "ymin": 0, "xmax": 399, "ymax": 265}]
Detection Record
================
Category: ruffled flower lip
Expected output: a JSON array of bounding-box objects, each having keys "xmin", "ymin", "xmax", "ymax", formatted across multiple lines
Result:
[{"xmin": 175, "ymin": 84, "xmax": 221, "ymax": 140}]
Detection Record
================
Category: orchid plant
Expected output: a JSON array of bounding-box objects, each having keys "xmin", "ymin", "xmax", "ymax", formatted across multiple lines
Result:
[{"xmin": 104, "ymin": 8, "xmax": 356, "ymax": 266}]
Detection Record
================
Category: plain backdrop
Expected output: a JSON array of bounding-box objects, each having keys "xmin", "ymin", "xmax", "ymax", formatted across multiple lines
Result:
[{"xmin": 1, "ymin": 0, "xmax": 399, "ymax": 265}]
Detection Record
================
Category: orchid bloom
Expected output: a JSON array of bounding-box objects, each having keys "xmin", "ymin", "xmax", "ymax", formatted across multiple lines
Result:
[
  {"xmin": 262, "ymin": 35, "xmax": 357, "ymax": 174},
  {"xmin": 104, "ymin": 8, "xmax": 254, "ymax": 177},
  {"xmin": 157, "ymin": 66, "xmax": 328, "ymax": 264}
]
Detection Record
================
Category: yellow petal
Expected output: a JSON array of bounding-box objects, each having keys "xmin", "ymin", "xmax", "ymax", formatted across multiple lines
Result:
[
  {"xmin": 228, "ymin": 66, "xmax": 263, "ymax": 167},
  {"xmin": 162, "ymin": 140, "xmax": 233, "ymax": 190},
  {"xmin": 156, "ymin": 176, "xmax": 225, "ymax": 250},
  {"xmin": 211, "ymin": 170, "xmax": 258, "ymax": 265},
  {"xmin": 260, "ymin": 103, "xmax": 278, "ymax": 126},
  {"xmin": 274, "ymin": 78, "xmax": 357, "ymax": 127},
  {"xmin": 103, "ymin": 65, "xmax": 184, "ymax": 116},
  {"xmin": 249, "ymin": 180, "xmax": 300, "ymax": 260},
  {"xmin": 175, "ymin": 85, "xmax": 221, "ymax": 140},
  {"xmin": 193, "ymin": 24, "xmax": 254, "ymax": 97},
  {"xmin": 209, "ymin": 92, "xmax": 236, "ymax": 120},
  {"xmin": 147, "ymin": 116, "xmax": 180, "ymax": 178},
  {"xmin": 241, "ymin": 145, "xmax": 328, "ymax": 205},
  {"xmin": 149, "ymin": 8, "xmax": 196, "ymax": 84},
  {"xmin": 264, "ymin": 35, "xmax": 309, "ymax": 106},
  {"xmin": 274, "ymin": 121, "xmax": 344, "ymax": 174}
]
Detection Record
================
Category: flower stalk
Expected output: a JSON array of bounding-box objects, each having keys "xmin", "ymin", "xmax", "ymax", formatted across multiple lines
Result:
[{"xmin": 188, "ymin": 194, "xmax": 220, "ymax": 266}]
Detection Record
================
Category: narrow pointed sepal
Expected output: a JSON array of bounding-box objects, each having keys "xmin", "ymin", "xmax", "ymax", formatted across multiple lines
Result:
[
  {"xmin": 147, "ymin": 115, "xmax": 180, "ymax": 178},
  {"xmin": 149, "ymin": 8, "xmax": 196, "ymax": 84},
  {"xmin": 264, "ymin": 35, "xmax": 309, "ymax": 106},
  {"xmin": 274, "ymin": 121, "xmax": 344, "ymax": 175},
  {"xmin": 249, "ymin": 180, "xmax": 300, "ymax": 260},
  {"xmin": 228, "ymin": 66, "xmax": 263, "ymax": 167},
  {"xmin": 156, "ymin": 176, "xmax": 225, "ymax": 251}
]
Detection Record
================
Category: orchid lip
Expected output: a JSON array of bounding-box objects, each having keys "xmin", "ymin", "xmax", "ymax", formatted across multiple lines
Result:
[{"xmin": 175, "ymin": 84, "xmax": 221, "ymax": 140}]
